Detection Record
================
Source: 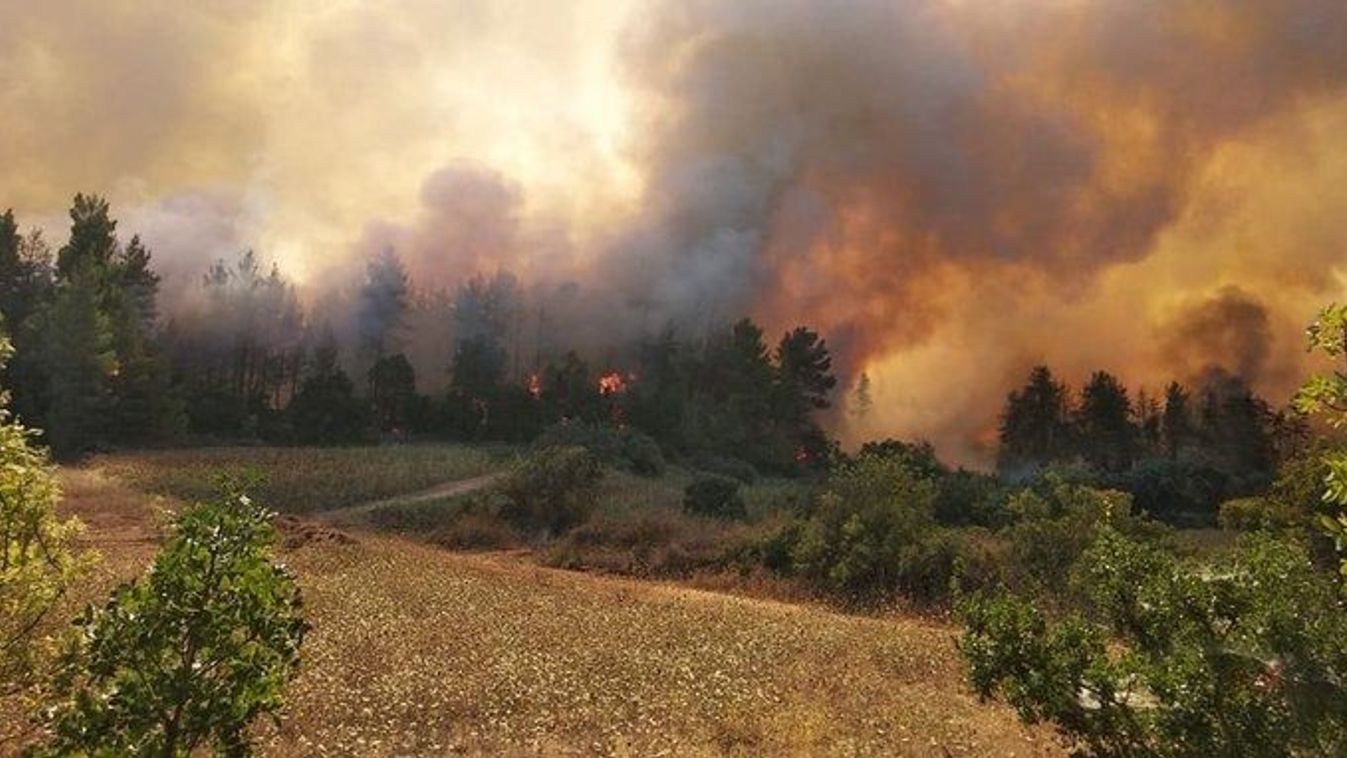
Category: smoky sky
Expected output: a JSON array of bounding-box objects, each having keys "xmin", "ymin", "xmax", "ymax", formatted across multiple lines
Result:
[{"xmin": 3, "ymin": 0, "xmax": 1347, "ymax": 464}]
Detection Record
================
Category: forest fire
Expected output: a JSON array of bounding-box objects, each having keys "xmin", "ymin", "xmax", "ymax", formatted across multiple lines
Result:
[{"xmin": 597, "ymin": 371, "xmax": 627, "ymax": 396}]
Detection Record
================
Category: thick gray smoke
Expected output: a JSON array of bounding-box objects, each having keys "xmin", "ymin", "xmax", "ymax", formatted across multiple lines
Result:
[{"xmin": 7, "ymin": 0, "xmax": 1347, "ymax": 462}]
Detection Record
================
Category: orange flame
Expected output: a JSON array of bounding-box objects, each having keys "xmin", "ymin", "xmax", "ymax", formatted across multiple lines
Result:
[
  {"xmin": 597, "ymin": 371, "xmax": 626, "ymax": 395},
  {"xmin": 527, "ymin": 373, "xmax": 542, "ymax": 399}
]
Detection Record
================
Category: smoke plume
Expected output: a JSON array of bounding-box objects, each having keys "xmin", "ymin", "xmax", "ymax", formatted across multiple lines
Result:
[{"xmin": 4, "ymin": 0, "xmax": 1347, "ymax": 464}]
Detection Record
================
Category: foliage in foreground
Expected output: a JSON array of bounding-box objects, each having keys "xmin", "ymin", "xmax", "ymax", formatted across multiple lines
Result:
[
  {"xmin": 960, "ymin": 527, "xmax": 1347, "ymax": 757},
  {"xmin": 0, "ymin": 335, "xmax": 89, "ymax": 696},
  {"xmin": 42, "ymin": 487, "xmax": 307, "ymax": 756},
  {"xmin": 788, "ymin": 454, "xmax": 939, "ymax": 597},
  {"xmin": 1293, "ymin": 303, "xmax": 1347, "ymax": 576}
]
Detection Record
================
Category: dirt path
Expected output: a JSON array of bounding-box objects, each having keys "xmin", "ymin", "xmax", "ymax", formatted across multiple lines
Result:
[{"xmin": 319, "ymin": 472, "xmax": 504, "ymax": 524}]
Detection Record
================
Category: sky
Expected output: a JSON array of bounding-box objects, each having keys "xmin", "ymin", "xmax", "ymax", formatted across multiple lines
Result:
[{"xmin": 3, "ymin": 0, "xmax": 1346, "ymax": 464}]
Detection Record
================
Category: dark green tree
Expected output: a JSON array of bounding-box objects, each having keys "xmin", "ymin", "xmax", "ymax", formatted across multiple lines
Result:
[
  {"xmin": 540, "ymin": 350, "xmax": 599, "ymax": 422},
  {"xmin": 55, "ymin": 194, "xmax": 117, "ymax": 282},
  {"xmin": 450, "ymin": 336, "xmax": 507, "ymax": 400},
  {"xmin": 1161, "ymin": 382, "xmax": 1196, "ymax": 459},
  {"xmin": 0, "ymin": 216, "xmax": 54, "ymax": 425},
  {"xmin": 40, "ymin": 270, "xmax": 116, "ymax": 457},
  {"xmin": 773, "ymin": 326, "xmax": 837, "ymax": 465},
  {"xmin": 1197, "ymin": 372, "xmax": 1275, "ymax": 491},
  {"xmin": 775, "ymin": 326, "xmax": 837, "ymax": 414},
  {"xmin": 0, "ymin": 211, "xmax": 52, "ymax": 328},
  {"xmin": 356, "ymin": 248, "xmax": 409, "ymax": 362},
  {"xmin": 367, "ymin": 353, "xmax": 416, "ymax": 433},
  {"xmin": 1076, "ymin": 371, "xmax": 1136, "ymax": 473},
  {"xmin": 105, "ymin": 235, "xmax": 184, "ymax": 443},
  {"xmin": 627, "ymin": 328, "xmax": 687, "ymax": 440},
  {"xmin": 288, "ymin": 340, "xmax": 368, "ymax": 444},
  {"xmin": 683, "ymin": 318, "xmax": 776, "ymax": 464},
  {"xmin": 998, "ymin": 366, "xmax": 1074, "ymax": 473}
]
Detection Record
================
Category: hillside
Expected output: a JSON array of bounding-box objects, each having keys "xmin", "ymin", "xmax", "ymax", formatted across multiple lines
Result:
[{"xmin": 51, "ymin": 464, "xmax": 1060, "ymax": 757}]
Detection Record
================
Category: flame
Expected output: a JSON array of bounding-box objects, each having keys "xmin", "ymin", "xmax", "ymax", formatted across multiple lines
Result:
[
  {"xmin": 527, "ymin": 373, "xmax": 542, "ymax": 398},
  {"xmin": 597, "ymin": 370, "xmax": 626, "ymax": 395}
]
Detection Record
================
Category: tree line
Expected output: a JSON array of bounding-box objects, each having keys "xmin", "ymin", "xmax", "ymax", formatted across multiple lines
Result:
[
  {"xmin": 0, "ymin": 197, "xmax": 837, "ymax": 472},
  {"xmin": 997, "ymin": 364, "xmax": 1299, "ymax": 523}
]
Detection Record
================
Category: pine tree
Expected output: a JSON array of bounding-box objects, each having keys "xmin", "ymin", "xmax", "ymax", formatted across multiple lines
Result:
[
  {"xmin": 998, "ymin": 366, "xmax": 1074, "ymax": 473},
  {"xmin": 1076, "ymin": 371, "xmax": 1136, "ymax": 473},
  {"xmin": 55, "ymin": 194, "xmax": 117, "ymax": 282},
  {"xmin": 367, "ymin": 353, "xmax": 416, "ymax": 433},
  {"xmin": 356, "ymin": 248, "xmax": 409, "ymax": 362},
  {"xmin": 42, "ymin": 268, "xmax": 116, "ymax": 457},
  {"xmin": 1161, "ymin": 381, "xmax": 1195, "ymax": 459}
]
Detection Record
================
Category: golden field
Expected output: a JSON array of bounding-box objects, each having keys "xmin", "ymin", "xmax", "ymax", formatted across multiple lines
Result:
[{"xmin": 34, "ymin": 448, "xmax": 1061, "ymax": 757}]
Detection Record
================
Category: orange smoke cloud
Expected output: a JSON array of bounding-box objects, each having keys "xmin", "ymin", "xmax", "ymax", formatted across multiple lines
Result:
[{"xmin": 4, "ymin": 0, "xmax": 1347, "ymax": 466}]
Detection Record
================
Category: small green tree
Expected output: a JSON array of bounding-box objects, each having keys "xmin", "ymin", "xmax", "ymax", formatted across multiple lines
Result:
[
  {"xmin": 959, "ymin": 528, "xmax": 1347, "ymax": 756},
  {"xmin": 1293, "ymin": 304, "xmax": 1347, "ymax": 576},
  {"xmin": 790, "ymin": 454, "xmax": 937, "ymax": 596},
  {"xmin": 0, "ymin": 334, "xmax": 88, "ymax": 698},
  {"xmin": 998, "ymin": 366, "xmax": 1075, "ymax": 473},
  {"xmin": 42, "ymin": 487, "xmax": 307, "ymax": 756}
]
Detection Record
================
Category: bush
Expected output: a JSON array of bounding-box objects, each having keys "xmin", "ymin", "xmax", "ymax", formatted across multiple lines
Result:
[
  {"xmin": 959, "ymin": 528, "xmax": 1347, "ymax": 756},
  {"xmin": 789, "ymin": 455, "xmax": 937, "ymax": 598},
  {"xmin": 42, "ymin": 486, "xmax": 307, "ymax": 756},
  {"xmin": 1218, "ymin": 496, "xmax": 1302, "ymax": 532},
  {"xmin": 683, "ymin": 474, "xmax": 747, "ymax": 520},
  {"xmin": 534, "ymin": 422, "xmax": 665, "ymax": 476},
  {"xmin": 999, "ymin": 476, "xmax": 1166, "ymax": 603},
  {"xmin": 289, "ymin": 367, "xmax": 370, "ymax": 445},
  {"xmin": 934, "ymin": 469, "xmax": 1007, "ymax": 527},
  {"xmin": 0, "ymin": 335, "xmax": 90, "ymax": 696},
  {"xmin": 497, "ymin": 446, "xmax": 604, "ymax": 534},
  {"xmin": 1120, "ymin": 455, "xmax": 1229, "ymax": 526}
]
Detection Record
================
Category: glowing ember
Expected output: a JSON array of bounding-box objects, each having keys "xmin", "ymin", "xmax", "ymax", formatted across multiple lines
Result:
[
  {"xmin": 794, "ymin": 447, "xmax": 809, "ymax": 464},
  {"xmin": 598, "ymin": 371, "xmax": 626, "ymax": 395}
]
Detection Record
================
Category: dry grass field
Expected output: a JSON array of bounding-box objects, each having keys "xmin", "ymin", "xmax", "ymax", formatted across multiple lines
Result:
[
  {"xmin": 95, "ymin": 445, "xmax": 510, "ymax": 513},
  {"xmin": 35, "ymin": 453, "xmax": 1063, "ymax": 757}
]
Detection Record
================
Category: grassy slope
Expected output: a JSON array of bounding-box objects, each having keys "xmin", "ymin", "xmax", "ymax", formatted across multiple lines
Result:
[
  {"xmin": 95, "ymin": 445, "xmax": 510, "ymax": 513},
  {"xmin": 46, "ymin": 458, "xmax": 1061, "ymax": 757}
]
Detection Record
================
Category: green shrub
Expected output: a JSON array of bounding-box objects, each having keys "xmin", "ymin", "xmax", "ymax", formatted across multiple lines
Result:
[
  {"xmin": 959, "ymin": 528, "xmax": 1347, "ymax": 756},
  {"xmin": 1218, "ymin": 496, "xmax": 1302, "ymax": 532},
  {"xmin": 683, "ymin": 474, "xmax": 746, "ymax": 520},
  {"xmin": 789, "ymin": 455, "xmax": 937, "ymax": 598},
  {"xmin": 534, "ymin": 422, "xmax": 665, "ymax": 476},
  {"xmin": 497, "ymin": 446, "xmax": 604, "ymax": 534},
  {"xmin": 0, "ymin": 335, "xmax": 90, "ymax": 696},
  {"xmin": 1120, "ymin": 455, "xmax": 1229, "ymax": 526},
  {"xmin": 999, "ymin": 476, "xmax": 1166, "ymax": 603},
  {"xmin": 42, "ymin": 486, "xmax": 307, "ymax": 756},
  {"xmin": 934, "ymin": 468, "xmax": 1007, "ymax": 527}
]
